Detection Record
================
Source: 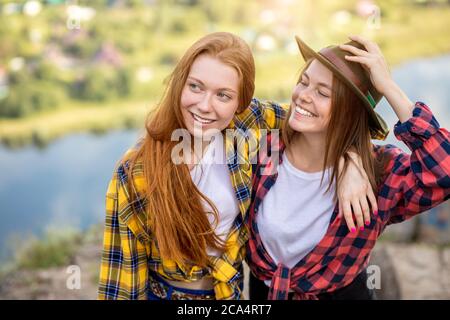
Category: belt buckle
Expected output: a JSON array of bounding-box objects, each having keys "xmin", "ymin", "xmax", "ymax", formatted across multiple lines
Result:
[{"xmin": 148, "ymin": 276, "xmax": 169, "ymax": 299}]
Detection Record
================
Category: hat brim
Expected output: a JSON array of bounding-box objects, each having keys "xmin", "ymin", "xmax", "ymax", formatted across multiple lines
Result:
[{"xmin": 295, "ymin": 36, "xmax": 389, "ymax": 140}]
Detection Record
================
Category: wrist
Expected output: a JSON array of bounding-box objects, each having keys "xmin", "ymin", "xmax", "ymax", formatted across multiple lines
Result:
[
  {"xmin": 379, "ymin": 79, "xmax": 398, "ymax": 97},
  {"xmin": 382, "ymin": 81, "xmax": 414, "ymax": 123}
]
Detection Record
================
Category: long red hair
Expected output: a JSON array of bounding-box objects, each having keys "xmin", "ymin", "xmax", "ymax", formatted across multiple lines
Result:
[{"xmin": 125, "ymin": 32, "xmax": 255, "ymax": 268}]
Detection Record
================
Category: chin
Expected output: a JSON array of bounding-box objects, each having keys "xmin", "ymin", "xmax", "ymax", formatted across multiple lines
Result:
[
  {"xmin": 290, "ymin": 116, "xmax": 328, "ymax": 133},
  {"xmin": 288, "ymin": 118, "xmax": 306, "ymax": 133},
  {"xmin": 187, "ymin": 123, "xmax": 225, "ymax": 140}
]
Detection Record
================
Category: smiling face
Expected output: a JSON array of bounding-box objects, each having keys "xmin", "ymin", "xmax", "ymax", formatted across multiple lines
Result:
[
  {"xmin": 180, "ymin": 54, "xmax": 240, "ymax": 139},
  {"xmin": 288, "ymin": 59, "xmax": 334, "ymax": 135}
]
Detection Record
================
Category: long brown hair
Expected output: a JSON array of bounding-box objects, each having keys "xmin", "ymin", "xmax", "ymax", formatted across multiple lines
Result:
[
  {"xmin": 282, "ymin": 59, "xmax": 387, "ymax": 197},
  {"xmin": 124, "ymin": 32, "xmax": 255, "ymax": 268}
]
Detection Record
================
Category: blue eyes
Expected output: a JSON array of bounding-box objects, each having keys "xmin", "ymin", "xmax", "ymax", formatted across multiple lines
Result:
[
  {"xmin": 188, "ymin": 83, "xmax": 231, "ymax": 101},
  {"xmin": 189, "ymin": 83, "xmax": 200, "ymax": 91},
  {"xmin": 217, "ymin": 92, "xmax": 231, "ymax": 100}
]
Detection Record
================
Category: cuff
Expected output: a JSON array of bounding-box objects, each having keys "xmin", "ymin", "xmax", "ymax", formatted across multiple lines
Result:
[{"xmin": 393, "ymin": 102, "xmax": 440, "ymax": 150}]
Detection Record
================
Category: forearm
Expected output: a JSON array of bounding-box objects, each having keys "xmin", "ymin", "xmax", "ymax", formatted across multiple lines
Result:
[{"xmin": 382, "ymin": 80, "xmax": 414, "ymax": 123}]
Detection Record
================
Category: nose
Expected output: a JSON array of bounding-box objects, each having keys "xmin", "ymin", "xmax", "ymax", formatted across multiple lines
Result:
[
  {"xmin": 297, "ymin": 85, "xmax": 313, "ymax": 104},
  {"xmin": 197, "ymin": 93, "xmax": 214, "ymax": 114}
]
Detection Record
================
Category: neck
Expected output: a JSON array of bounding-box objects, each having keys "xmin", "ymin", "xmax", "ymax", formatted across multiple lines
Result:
[
  {"xmin": 192, "ymin": 135, "xmax": 213, "ymax": 162},
  {"xmin": 286, "ymin": 132, "xmax": 327, "ymax": 173}
]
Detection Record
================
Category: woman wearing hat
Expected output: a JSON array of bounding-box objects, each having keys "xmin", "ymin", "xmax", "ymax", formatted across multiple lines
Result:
[{"xmin": 246, "ymin": 35, "xmax": 450, "ymax": 300}]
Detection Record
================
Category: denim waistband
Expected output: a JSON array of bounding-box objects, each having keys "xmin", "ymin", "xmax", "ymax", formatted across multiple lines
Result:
[{"xmin": 148, "ymin": 271, "xmax": 215, "ymax": 300}]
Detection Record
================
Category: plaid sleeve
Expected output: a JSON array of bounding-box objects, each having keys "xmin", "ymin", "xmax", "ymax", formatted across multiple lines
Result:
[
  {"xmin": 98, "ymin": 170, "xmax": 124, "ymax": 299},
  {"xmin": 377, "ymin": 102, "xmax": 450, "ymax": 225},
  {"xmin": 97, "ymin": 166, "xmax": 148, "ymax": 300},
  {"xmin": 394, "ymin": 102, "xmax": 443, "ymax": 151},
  {"xmin": 234, "ymin": 98, "xmax": 289, "ymax": 130}
]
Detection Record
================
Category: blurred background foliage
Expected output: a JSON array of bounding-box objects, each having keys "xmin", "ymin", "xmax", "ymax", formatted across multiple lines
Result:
[{"xmin": 0, "ymin": 0, "xmax": 450, "ymax": 147}]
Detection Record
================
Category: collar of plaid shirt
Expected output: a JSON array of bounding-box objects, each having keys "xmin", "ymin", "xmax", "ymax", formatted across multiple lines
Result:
[{"xmin": 246, "ymin": 134, "xmax": 380, "ymax": 300}]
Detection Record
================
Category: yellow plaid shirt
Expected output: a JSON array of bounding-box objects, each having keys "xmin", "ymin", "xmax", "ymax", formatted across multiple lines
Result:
[{"xmin": 98, "ymin": 99, "xmax": 289, "ymax": 300}]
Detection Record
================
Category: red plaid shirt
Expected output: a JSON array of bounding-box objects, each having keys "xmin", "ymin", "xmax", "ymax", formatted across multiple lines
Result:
[{"xmin": 246, "ymin": 102, "xmax": 450, "ymax": 300}]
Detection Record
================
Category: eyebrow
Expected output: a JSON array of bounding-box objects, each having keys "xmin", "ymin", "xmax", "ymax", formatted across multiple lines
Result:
[
  {"xmin": 302, "ymin": 73, "xmax": 332, "ymax": 90},
  {"xmin": 187, "ymin": 76, "xmax": 237, "ymax": 94}
]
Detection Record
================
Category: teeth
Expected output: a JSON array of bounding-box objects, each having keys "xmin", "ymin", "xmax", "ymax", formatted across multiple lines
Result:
[
  {"xmin": 192, "ymin": 113, "xmax": 215, "ymax": 124},
  {"xmin": 295, "ymin": 105, "xmax": 316, "ymax": 118}
]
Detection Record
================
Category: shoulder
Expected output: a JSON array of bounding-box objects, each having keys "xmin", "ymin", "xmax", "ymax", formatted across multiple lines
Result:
[
  {"xmin": 235, "ymin": 98, "xmax": 288, "ymax": 124},
  {"xmin": 250, "ymin": 98, "xmax": 289, "ymax": 115},
  {"xmin": 110, "ymin": 140, "xmax": 146, "ymax": 196}
]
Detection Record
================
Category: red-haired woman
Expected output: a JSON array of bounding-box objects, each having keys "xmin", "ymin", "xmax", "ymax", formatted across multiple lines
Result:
[
  {"xmin": 247, "ymin": 35, "xmax": 450, "ymax": 300},
  {"xmin": 97, "ymin": 32, "xmax": 377, "ymax": 300}
]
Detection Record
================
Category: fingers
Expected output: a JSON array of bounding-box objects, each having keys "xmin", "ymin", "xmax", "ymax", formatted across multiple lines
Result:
[
  {"xmin": 339, "ymin": 44, "xmax": 370, "ymax": 57},
  {"xmin": 343, "ymin": 55, "xmax": 371, "ymax": 71},
  {"xmin": 359, "ymin": 196, "xmax": 371, "ymax": 227},
  {"xmin": 348, "ymin": 35, "xmax": 382, "ymax": 54},
  {"xmin": 344, "ymin": 55, "xmax": 370, "ymax": 64},
  {"xmin": 367, "ymin": 187, "xmax": 379, "ymax": 217},
  {"xmin": 351, "ymin": 199, "xmax": 365, "ymax": 231},
  {"xmin": 341, "ymin": 195, "xmax": 378, "ymax": 233},
  {"xmin": 342, "ymin": 200, "xmax": 356, "ymax": 233}
]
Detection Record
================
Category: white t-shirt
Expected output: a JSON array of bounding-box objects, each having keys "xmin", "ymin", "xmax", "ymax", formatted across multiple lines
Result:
[
  {"xmin": 256, "ymin": 152, "xmax": 336, "ymax": 286},
  {"xmin": 190, "ymin": 135, "xmax": 240, "ymax": 257}
]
